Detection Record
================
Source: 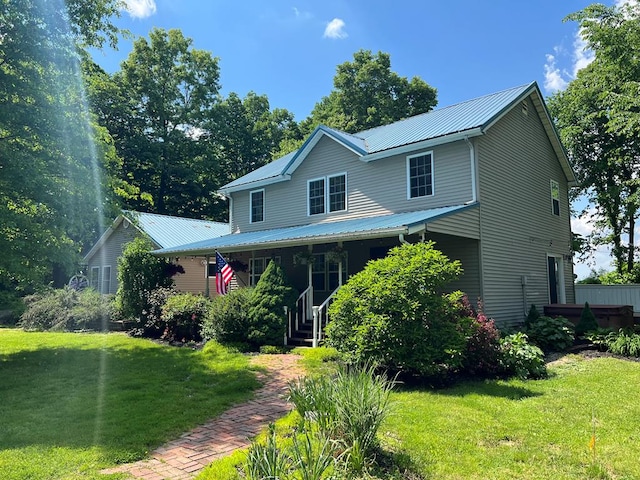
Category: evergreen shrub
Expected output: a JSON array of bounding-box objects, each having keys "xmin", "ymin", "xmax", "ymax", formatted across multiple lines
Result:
[
  {"xmin": 576, "ymin": 301, "xmax": 599, "ymax": 336},
  {"xmin": 247, "ymin": 261, "xmax": 297, "ymax": 347}
]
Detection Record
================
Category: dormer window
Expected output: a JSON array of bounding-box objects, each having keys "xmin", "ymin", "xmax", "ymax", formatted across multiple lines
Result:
[{"xmin": 308, "ymin": 173, "xmax": 347, "ymax": 216}]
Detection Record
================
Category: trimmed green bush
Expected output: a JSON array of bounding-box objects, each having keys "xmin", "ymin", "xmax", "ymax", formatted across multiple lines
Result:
[
  {"xmin": 325, "ymin": 241, "xmax": 466, "ymax": 379},
  {"xmin": 201, "ymin": 287, "xmax": 254, "ymax": 346},
  {"xmin": 576, "ymin": 301, "xmax": 599, "ymax": 336},
  {"xmin": 499, "ymin": 332, "xmax": 547, "ymax": 379},
  {"xmin": 20, "ymin": 287, "xmax": 113, "ymax": 331},
  {"xmin": 525, "ymin": 315, "xmax": 575, "ymax": 352},
  {"xmin": 160, "ymin": 292, "xmax": 210, "ymax": 342},
  {"xmin": 247, "ymin": 261, "xmax": 297, "ymax": 347}
]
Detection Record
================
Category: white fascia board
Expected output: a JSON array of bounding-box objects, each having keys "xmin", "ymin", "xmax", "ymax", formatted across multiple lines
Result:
[
  {"xmin": 360, "ymin": 128, "xmax": 484, "ymax": 163},
  {"xmin": 219, "ymin": 174, "xmax": 291, "ymax": 195}
]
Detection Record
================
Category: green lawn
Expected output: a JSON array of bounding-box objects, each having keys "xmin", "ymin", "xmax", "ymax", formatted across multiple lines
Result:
[
  {"xmin": 0, "ymin": 329, "xmax": 260, "ymax": 480},
  {"xmin": 201, "ymin": 353, "xmax": 640, "ymax": 480}
]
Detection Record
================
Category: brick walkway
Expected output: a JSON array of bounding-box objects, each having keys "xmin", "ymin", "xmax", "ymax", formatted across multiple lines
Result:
[{"xmin": 102, "ymin": 354, "xmax": 305, "ymax": 479}]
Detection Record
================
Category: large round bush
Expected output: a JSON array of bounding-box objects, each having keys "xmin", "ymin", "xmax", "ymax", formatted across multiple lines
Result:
[
  {"xmin": 201, "ymin": 287, "xmax": 254, "ymax": 346},
  {"xmin": 325, "ymin": 241, "xmax": 466, "ymax": 379}
]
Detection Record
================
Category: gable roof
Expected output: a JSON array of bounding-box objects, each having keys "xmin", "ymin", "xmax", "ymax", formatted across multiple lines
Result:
[
  {"xmin": 220, "ymin": 81, "xmax": 574, "ymax": 194},
  {"xmin": 154, "ymin": 203, "xmax": 478, "ymax": 256},
  {"xmin": 82, "ymin": 211, "xmax": 230, "ymax": 263}
]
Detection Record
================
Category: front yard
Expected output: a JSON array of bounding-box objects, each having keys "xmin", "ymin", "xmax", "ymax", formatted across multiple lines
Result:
[{"xmin": 2, "ymin": 329, "xmax": 640, "ymax": 479}]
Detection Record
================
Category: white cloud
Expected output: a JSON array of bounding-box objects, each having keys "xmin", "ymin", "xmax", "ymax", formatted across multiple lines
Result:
[
  {"xmin": 543, "ymin": 53, "xmax": 569, "ymax": 93},
  {"xmin": 323, "ymin": 18, "xmax": 348, "ymax": 39},
  {"xmin": 123, "ymin": 0, "xmax": 157, "ymax": 19},
  {"xmin": 571, "ymin": 212, "xmax": 614, "ymax": 279},
  {"xmin": 293, "ymin": 7, "xmax": 312, "ymax": 21},
  {"xmin": 572, "ymin": 29, "xmax": 595, "ymax": 77}
]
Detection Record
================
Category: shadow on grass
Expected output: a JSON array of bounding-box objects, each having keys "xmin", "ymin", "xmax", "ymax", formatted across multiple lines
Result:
[
  {"xmin": 0, "ymin": 339, "xmax": 259, "ymax": 462},
  {"xmin": 395, "ymin": 375, "xmax": 541, "ymax": 401}
]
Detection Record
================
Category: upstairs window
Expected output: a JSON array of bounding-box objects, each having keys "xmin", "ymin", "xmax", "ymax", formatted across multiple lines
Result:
[
  {"xmin": 308, "ymin": 173, "xmax": 347, "ymax": 216},
  {"xmin": 550, "ymin": 180, "xmax": 560, "ymax": 216},
  {"xmin": 407, "ymin": 152, "xmax": 434, "ymax": 199},
  {"xmin": 308, "ymin": 178, "xmax": 325, "ymax": 215},
  {"xmin": 250, "ymin": 189, "xmax": 264, "ymax": 223}
]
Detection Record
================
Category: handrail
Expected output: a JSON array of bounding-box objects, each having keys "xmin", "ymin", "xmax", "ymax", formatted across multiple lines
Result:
[
  {"xmin": 312, "ymin": 286, "xmax": 340, "ymax": 347},
  {"xmin": 287, "ymin": 286, "xmax": 312, "ymax": 345}
]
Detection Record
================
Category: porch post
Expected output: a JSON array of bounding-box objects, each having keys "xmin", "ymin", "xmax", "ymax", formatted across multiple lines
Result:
[
  {"xmin": 307, "ymin": 245, "xmax": 314, "ymax": 312},
  {"xmin": 204, "ymin": 254, "xmax": 210, "ymax": 297},
  {"xmin": 338, "ymin": 241, "xmax": 343, "ymax": 287}
]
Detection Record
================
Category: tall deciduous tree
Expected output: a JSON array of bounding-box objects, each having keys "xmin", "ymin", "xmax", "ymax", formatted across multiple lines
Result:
[
  {"xmin": 0, "ymin": 0, "xmax": 124, "ymax": 293},
  {"xmin": 110, "ymin": 28, "xmax": 223, "ymax": 218},
  {"xmin": 548, "ymin": 3, "xmax": 640, "ymax": 279},
  {"xmin": 303, "ymin": 50, "xmax": 438, "ymax": 135}
]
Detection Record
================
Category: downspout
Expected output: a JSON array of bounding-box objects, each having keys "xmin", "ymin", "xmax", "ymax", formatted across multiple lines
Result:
[
  {"xmin": 398, "ymin": 233, "xmax": 409, "ymax": 245},
  {"xmin": 464, "ymin": 136, "xmax": 477, "ymax": 204}
]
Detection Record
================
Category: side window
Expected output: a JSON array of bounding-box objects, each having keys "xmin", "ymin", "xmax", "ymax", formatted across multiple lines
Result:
[
  {"xmin": 407, "ymin": 152, "xmax": 434, "ymax": 199},
  {"xmin": 102, "ymin": 266, "xmax": 111, "ymax": 294},
  {"xmin": 328, "ymin": 174, "xmax": 346, "ymax": 212},
  {"xmin": 550, "ymin": 180, "xmax": 560, "ymax": 216},
  {"xmin": 90, "ymin": 266, "xmax": 100, "ymax": 290},
  {"xmin": 250, "ymin": 189, "xmax": 264, "ymax": 223}
]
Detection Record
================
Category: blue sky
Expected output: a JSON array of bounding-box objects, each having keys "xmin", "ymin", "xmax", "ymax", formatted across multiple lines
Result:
[{"xmin": 93, "ymin": 0, "xmax": 632, "ymax": 279}]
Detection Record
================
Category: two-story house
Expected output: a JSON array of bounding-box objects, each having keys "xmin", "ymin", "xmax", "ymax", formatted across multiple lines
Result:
[{"xmin": 155, "ymin": 82, "xmax": 576, "ymax": 342}]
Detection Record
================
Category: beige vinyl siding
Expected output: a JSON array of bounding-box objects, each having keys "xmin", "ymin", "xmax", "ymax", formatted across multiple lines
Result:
[
  {"xmin": 476, "ymin": 95, "xmax": 574, "ymax": 328},
  {"xmin": 231, "ymin": 135, "xmax": 474, "ymax": 232},
  {"xmin": 172, "ymin": 257, "xmax": 210, "ymax": 294}
]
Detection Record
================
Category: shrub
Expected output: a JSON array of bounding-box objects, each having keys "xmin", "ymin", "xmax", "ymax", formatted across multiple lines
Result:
[
  {"xmin": 0, "ymin": 290, "xmax": 25, "ymax": 325},
  {"xmin": 248, "ymin": 261, "xmax": 297, "ymax": 347},
  {"xmin": 114, "ymin": 237, "xmax": 182, "ymax": 324},
  {"xmin": 525, "ymin": 304, "xmax": 541, "ymax": 329},
  {"xmin": 160, "ymin": 292, "xmax": 210, "ymax": 342},
  {"xmin": 576, "ymin": 302, "xmax": 599, "ymax": 337},
  {"xmin": 201, "ymin": 287, "xmax": 254, "ymax": 345},
  {"xmin": 459, "ymin": 297, "xmax": 502, "ymax": 377},
  {"xmin": 604, "ymin": 329, "xmax": 640, "ymax": 357},
  {"xmin": 499, "ymin": 332, "xmax": 547, "ymax": 379},
  {"xmin": 525, "ymin": 315, "xmax": 575, "ymax": 352},
  {"xmin": 136, "ymin": 286, "xmax": 178, "ymax": 338},
  {"xmin": 325, "ymin": 241, "xmax": 465, "ymax": 379},
  {"xmin": 20, "ymin": 287, "xmax": 113, "ymax": 331}
]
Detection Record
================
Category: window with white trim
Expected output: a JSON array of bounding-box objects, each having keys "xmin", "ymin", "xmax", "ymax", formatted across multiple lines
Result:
[
  {"xmin": 407, "ymin": 152, "xmax": 434, "ymax": 199},
  {"xmin": 312, "ymin": 253, "xmax": 348, "ymax": 292},
  {"xmin": 308, "ymin": 173, "xmax": 346, "ymax": 215},
  {"xmin": 250, "ymin": 189, "xmax": 264, "ymax": 223},
  {"xmin": 249, "ymin": 256, "xmax": 281, "ymax": 286},
  {"xmin": 102, "ymin": 266, "xmax": 111, "ymax": 294},
  {"xmin": 90, "ymin": 266, "xmax": 100, "ymax": 290},
  {"xmin": 550, "ymin": 180, "xmax": 560, "ymax": 216}
]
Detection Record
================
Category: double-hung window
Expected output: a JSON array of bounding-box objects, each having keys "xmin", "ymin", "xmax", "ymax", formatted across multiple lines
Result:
[
  {"xmin": 308, "ymin": 173, "xmax": 346, "ymax": 215},
  {"xmin": 102, "ymin": 266, "xmax": 111, "ymax": 294},
  {"xmin": 312, "ymin": 253, "xmax": 348, "ymax": 292},
  {"xmin": 550, "ymin": 180, "xmax": 560, "ymax": 216},
  {"xmin": 250, "ymin": 189, "xmax": 264, "ymax": 223},
  {"xmin": 249, "ymin": 256, "xmax": 281, "ymax": 286},
  {"xmin": 407, "ymin": 152, "xmax": 434, "ymax": 199}
]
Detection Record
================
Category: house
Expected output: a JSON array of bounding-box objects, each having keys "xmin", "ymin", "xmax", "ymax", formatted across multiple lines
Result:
[
  {"xmin": 155, "ymin": 82, "xmax": 576, "ymax": 342},
  {"xmin": 82, "ymin": 211, "xmax": 230, "ymax": 295}
]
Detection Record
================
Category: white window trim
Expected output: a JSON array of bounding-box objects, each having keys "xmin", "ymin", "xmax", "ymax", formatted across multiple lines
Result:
[
  {"xmin": 90, "ymin": 266, "xmax": 100, "ymax": 290},
  {"xmin": 249, "ymin": 188, "xmax": 265, "ymax": 224},
  {"xmin": 307, "ymin": 173, "xmax": 347, "ymax": 216},
  {"xmin": 102, "ymin": 265, "xmax": 112, "ymax": 294},
  {"xmin": 550, "ymin": 179, "xmax": 560, "ymax": 216},
  {"xmin": 406, "ymin": 151, "xmax": 435, "ymax": 199},
  {"xmin": 307, "ymin": 177, "xmax": 326, "ymax": 216},
  {"xmin": 547, "ymin": 253, "xmax": 566, "ymax": 304}
]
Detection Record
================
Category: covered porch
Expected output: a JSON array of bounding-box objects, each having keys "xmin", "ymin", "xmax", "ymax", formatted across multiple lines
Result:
[{"xmin": 154, "ymin": 204, "xmax": 482, "ymax": 346}]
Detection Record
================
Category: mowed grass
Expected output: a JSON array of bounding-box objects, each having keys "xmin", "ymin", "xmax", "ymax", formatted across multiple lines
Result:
[
  {"xmin": 385, "ymin": 355, "xmax": 640, "ymax": 480},
  {"xmin": 0, "ymin": 329, "xmax": 260, "ymax": 480}
]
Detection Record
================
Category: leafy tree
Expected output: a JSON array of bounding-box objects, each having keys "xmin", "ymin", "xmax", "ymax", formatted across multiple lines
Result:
[
  {"xmin": 0, "ymin": 0, "xmax": 125, "ymax": 294},
  {"xmin": 114, "ymin": 237, "xmax": 178, "ymax": 323},
  {"xmin": 101, "ymin": 28, "xmax": 224, "ymax": 218},
  {"xmin": 247, "ymin": 261, "xmax": 297, "ymax": 347},
  {"xmin": 548, "ymin": 3, "xmax": 640, "ymax": 278},
  {"xmin": 325, "ymin": 242, "xmax": 466, "ymax": 379},
  {"xmin": 303, "ymin": 50, "xmax": 438, "ymax": 134}
]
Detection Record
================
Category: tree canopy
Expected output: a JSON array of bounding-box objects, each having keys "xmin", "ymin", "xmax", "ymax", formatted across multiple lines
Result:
[{"xmin": 548, "ymin": 2, "xmax": 640, "ymax": 280}]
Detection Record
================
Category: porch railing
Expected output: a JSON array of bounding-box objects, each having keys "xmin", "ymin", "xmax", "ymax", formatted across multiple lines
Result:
[
  {"xmin": 286, "ymin": 286, "xmax": 312, "ymax": 345},
  {"xmin": 311, "ymin": 286, "xmax": 340, "ymax": 347}
]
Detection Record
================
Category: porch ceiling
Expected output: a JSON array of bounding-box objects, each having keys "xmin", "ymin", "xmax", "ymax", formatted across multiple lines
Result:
[{"xmin": 153, "ymin": 203, "xmax": 477, "ymax": 257}]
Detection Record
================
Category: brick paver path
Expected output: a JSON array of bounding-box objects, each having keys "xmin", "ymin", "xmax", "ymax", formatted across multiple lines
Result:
[{"xmin": 102, "ymin": 354, "xmax": 305, "ymax": 479}]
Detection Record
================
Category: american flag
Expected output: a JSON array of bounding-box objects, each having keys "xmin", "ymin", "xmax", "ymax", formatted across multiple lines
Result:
[{"xmin": 216, "ymin": 251, "xmax": 233, "ymax": 295}]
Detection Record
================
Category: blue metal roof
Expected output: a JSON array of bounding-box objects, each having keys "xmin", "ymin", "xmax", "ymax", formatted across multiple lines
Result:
[
  {"xmin": 154, "ymin": 204, "xmax": 476, "ymax": 256},
  {"xmin": 124, "ymin": 211, "xmax": 230, "ymax": 248},
  {"xmin": 220, "ymin": 83, "xmax": 537, "ymax": 192}
]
